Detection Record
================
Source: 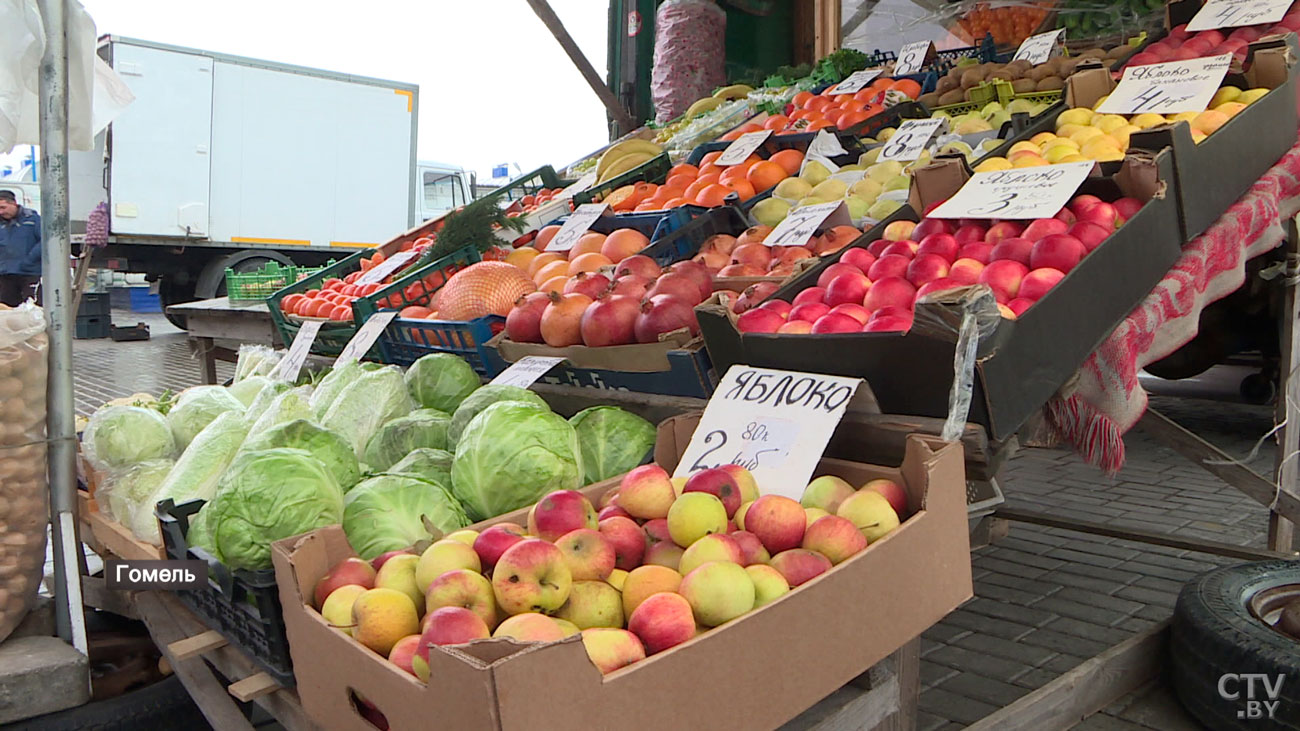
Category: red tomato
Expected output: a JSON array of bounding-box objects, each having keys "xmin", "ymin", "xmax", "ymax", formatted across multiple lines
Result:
[
  {"xmin": 344, "ymin": 271, "xmax": 362, "ymax": 284},
  {"xmin": 341, "ymin": 284, "xmax": 358, "ymax": 297},
  {"xmin": 359, "ymin": 257, "xmax": 374, "ymax": 272},
  {"xmin": 403, "ymin": 284, "xmax": 423, "ymax": 304},
  {"xmin": 371, "ymin": 251, "xmax": 387, "ymax": 266},
  {"xmin": 323, "ymin": 278, "xmax": 344, "ymax": 291},
  {"xmin": 280, "ymin": 294, "xmax": 305, "ymax": 314},
  {"xmin": 359, "ymin": 282, "xmax": 381, "ymax": 296},
  {"xmin": 304, "ymin": 289, "xmax": 321, "ymax": 298},
  {"xmin": 329, "ymin": 304, "xmax": 351, "ymax": 321}
]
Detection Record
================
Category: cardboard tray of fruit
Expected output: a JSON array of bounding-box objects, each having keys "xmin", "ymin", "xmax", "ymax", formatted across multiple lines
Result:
[
  {"xmin": 697, "ymin": 148, "xmax": 1185, "ymax": 443},
  {"xmin": 271, "ymin": 412, "xmax": 971, "ymax": 731}
]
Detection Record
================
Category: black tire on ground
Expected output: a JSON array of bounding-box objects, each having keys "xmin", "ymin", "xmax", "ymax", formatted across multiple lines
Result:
[
  {"xmin": 1171, "ymin": 560, "xmax": 1300, "ymax": 730},
  {"xmin": 7, "ymin": 672, "xmax": 211, "ymax": 731},
  {"xmin": 159, "ymin": 276, "xmax": 196, "ymax": 330}
]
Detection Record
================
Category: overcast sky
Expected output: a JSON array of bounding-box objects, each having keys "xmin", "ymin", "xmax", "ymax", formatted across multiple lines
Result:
[{"xmin": 78, "ymin": 0, "xmax": 611, "ymax": 179}]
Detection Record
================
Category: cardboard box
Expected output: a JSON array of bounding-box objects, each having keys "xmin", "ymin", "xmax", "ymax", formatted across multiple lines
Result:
[
  {"xmin": 1128, "ymin": 35, "xmax": 1299, "ymax": 240},
  {"xmin": 273, "ymin": 415, "xmax": 971, "ymax": 731},
  {"xmin": 698, "ymin": 149, "xmax": 1184, "ymax": 442}
]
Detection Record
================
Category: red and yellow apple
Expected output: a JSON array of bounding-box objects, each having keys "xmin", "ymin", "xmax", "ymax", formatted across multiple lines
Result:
[{"xmin": 491, "ymin": 539, "xmax": 573, "ymax": 615}]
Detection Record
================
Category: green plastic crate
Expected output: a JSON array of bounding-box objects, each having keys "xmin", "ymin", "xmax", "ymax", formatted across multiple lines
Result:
[
  {"xmin": 571, "ymin": 153, "xmax": 673, "ymax": 207},
  {"xmin": 226, "ymin": 261, "xmax": 331, "ymax": 305}
]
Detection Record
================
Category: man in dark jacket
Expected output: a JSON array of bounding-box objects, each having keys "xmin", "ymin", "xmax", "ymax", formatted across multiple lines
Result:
[{"xmin": 0, "ymin": 190, "xmax": 41, "ymax": 306}]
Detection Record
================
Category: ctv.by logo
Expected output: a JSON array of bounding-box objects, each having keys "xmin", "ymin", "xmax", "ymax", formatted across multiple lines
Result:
[{"xmin": 1218, "ymin": 673, "xmax": 1285, "ymax": 720}]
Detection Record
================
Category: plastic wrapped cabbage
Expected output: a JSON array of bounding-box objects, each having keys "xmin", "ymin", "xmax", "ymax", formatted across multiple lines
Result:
[
  {"xmin": 309, "ymin": 359, "xmax": 369, "ymax": 418},
  {"xmin": 385, "ymin": 448, "xmax": 454, "ymax": 487},
  {"xmin": 185, "ymin": 502, "xmax": 221, "ymax": 562},
  {"xmin": 570, "ymin": 406, "xmax": 656, "ymax": 484},
  {"xmin": 227, "ymin": 376, "xmax": 272, "ymax": 407},
  {"xmin": 322, "ymin": 365, "xmax": 415, "ymax": 459},
  {"xmin": 451, "ymin": 401, "xmax": 583, "ymax": 521},
  {"xmin": 244, "ymin": 380, "xmax": 293, "ymax": 423},
  {"xmin": 248, "ymin": 386, "xmax": 313, "ymax": 435},
  {"xmin": 205, "ymin": 447, "xmax": 344, "ymax": 570},
  {"xmin": 154, "ymin": 411, "xmax": 249, "ymax": 506},
  {"xmin": 343, "ymin": 473, "xmax": 469, "ymax": 559},
  {"xmin": 405, "ymin": 353, "xmax": 480, "ymax": 413},
  {"xmin": 448, "ymin": 384, "xmax": 547, "ymax": 448},
  {"xmin": 83, "ymin": 405, "xmax": 176, "ymax": 474},
  {"xmin": 242, "ymin": 419, "xmax": 361, "ymax": 491},
  {"xmin": 363, "ymin": 409, "xmax": 451, "ymax": 471},
  {"xmin": 167, "ymin": 386, "xmax": 245, "ymax": 449},
  {"xmin": 233, "ymin": 344, "xmax": 282, "ymax": 382},
  {"xmin": 100, "ymin": 458, "xmax": 173, "ymax": 527}
]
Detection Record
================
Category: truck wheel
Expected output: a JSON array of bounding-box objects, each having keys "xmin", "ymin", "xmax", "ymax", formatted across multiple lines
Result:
[
  {"xmin": 1170, "ymin": 560, "xmax": 1300, "ymax": 730},
  {"xmin": 159, "ymin": 276, "xmax": 196, "ymax": 330}
]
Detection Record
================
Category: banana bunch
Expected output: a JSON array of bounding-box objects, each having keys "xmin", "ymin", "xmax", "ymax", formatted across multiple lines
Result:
[
  {"xmin": 595, "ymin": 139, "xmax": 663, "ymax": 184},
  {"xmin": 682, "ymin": 84, "xmax": 756, "ymax": 120},
  {"xmin": 712, "ymin": 84, "xmax": 753, "ymax": 101}
]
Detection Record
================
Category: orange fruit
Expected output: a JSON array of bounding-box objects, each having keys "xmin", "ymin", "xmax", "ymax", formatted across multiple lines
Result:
[
  {"xmin": 763, "ymin": 115, "xmax": 791, "ymax": 130},
  {"xmin": 568, "ymin": 232, "xmax": 606, "ymax": 260},
  {"xmin": 824, "ymin": 108, "xmax": 846, "ymax": 126},
  {"xmin": 839, "ymin": 110, "xmax": 871, "ymax": 131},
  {"xmin": 694, "ymin": 172, "xmax": 722, "ymax": 188},
  {"xmin": 833, "ymin": 93, "xmax": 855, "ymax": 104},
  {"xmin": 669, "ymin": 163, "xmax": 699, "ymax": 179},
  {"xmin": 723, "ymin": 179, "xmax": 756, "ymax": 201},
  {"xmin": 769, "ymin": 149, "xmax": 804, "ymax": 176},
  {"xmin": 806, "ymin": 120, "xmax": 833, "ymax": 131},
  {"xmin": 697, "ymin": 163, "xmax": 723, "ymax": 179},
  {"xmin": 700, "ymin": 151, "xmax": 722, "ymax": 166},
  {"xmin": 790, "ymin": 109, "xmax": 814, "ymax": 121},
  {"xmin": 719, "ymin": 129, "xmax": 743, "ymax": 141},
  {"xmin": 890, "ymin": 78, "xmax": 922, "ymax": 99},
  {"xmin": 734, "ymin": 122, "xmax": 763, "ymax": 135},
  {"xmin": 663, "ymin": 197, "xmax": 691, "ymax": 208},
  {"xmin": 539, "ymin": 275, "xmax": 568, "ymax": 294},
  {"xmin": 533, "ymin": 259, "xmax": 569, "ymax": 285},
  {"xmin": 719, "ymin": 161, "xmax": 755, "ymax": 183},
  {"xmin": 569, "ymin": 252, "xmax": 613, "ymax": 275},
  {"xmin": 533, "ymin": 224, "xmax": 562, "ymax": 251},
  {"xmin": 853, "ymin": 88, "xmax": 877, "ymax": 103},
  {"xmin": 666, "ymin": 173, "xmax": 697, "ymax": 190},
  {"xmin": 527, "ymin": 252, "xmax": 564, "ymax": 277},
  {"xmin": 806, "ymin": 96, "xmax": 833, "ymax": 112},
  {"xmin": 695, "ymin": 184, "xmax": 732, "ymax": 207},
  {"xmin": 634, "ymin": 201, "xmax": 660, "ymax": 212},
  {"xmin": 792, "ymin": 90, "xmax": 814, "ymax": 108},
  {"xmin": 747, "ymin": 160, "xmax": 788, "ymax": 192},
  {"xmin": 682, "ymin": 178, "xmax": 713, "ymax": 201}
]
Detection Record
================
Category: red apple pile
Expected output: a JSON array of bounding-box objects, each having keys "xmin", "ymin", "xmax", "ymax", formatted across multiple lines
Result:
[
  {"xmin": 505, "ymin": 257, "xmax": 713, "ymax": 347},
  {"xmin": 1125, "ymin": 15, "xmax": 1300, "ymax": 68},
  {"xmin": 692, "ymin": 224, "xmax": 868, "ymax": 279},
  {"xmin": 311, "ymin": 464, "xmax": 907, "ymax": 681},
  {"xmin": 735, "ymin": 192, "xmax": 1139, "ymax": 334}
]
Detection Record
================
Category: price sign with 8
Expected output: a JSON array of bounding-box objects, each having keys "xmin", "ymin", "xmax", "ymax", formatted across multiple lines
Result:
[
  {"xmin": 878, "ymin": 118, "xmax": 946, "ymax": 162},
  {"xmin": 894, "ymin": 41, "xmax": 932, "ymax": 76},
  {"xmin": 1187, "ymin": 0, "xmax": 1289, "ymax": 31}
]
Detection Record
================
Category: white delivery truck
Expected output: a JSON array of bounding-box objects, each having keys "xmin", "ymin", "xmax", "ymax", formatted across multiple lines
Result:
[{"xmin": 70, "ymin": 36, "xmax": 473, "ymax": 323}]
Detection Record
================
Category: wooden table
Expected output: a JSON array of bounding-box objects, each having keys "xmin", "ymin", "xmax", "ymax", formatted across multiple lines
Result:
[{"xmin": 165, "ymin": 297, "xmax": 280, "ymax": 384}]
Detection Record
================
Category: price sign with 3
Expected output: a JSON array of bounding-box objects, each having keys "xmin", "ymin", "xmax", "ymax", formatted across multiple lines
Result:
[
  {"xmin": 927, "ymin": 160, "xmax": 1094, "ymax": 220},
  {"xmin": 546, "ymin": 203, "xmax": 610, "ymax": 252},
  {"xmin": 1013, "ymin": 29, "xmax": 1065, "ymax": 64},
  {"xmin": 878, "ymin": 118, "xmax": 947, "ymax": 162},
  {"xmin": 716, "ymin": 130, "xmax": 772, "ymax": 166},
  {"xmin": 894, "ymin": 41, "xmax": 933, "ymax": 76},
  {"xmin": 1097, "ymin": 54, "xmax": 1233, "ymax": 115},
  {"xmin": 1187, "ymin": 0, "xmax": 1290, "ymax": 31}
]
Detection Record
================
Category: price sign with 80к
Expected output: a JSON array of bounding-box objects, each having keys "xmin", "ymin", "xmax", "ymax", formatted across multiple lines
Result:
[
  {"xmin": 1097, "ymin": 54, "xmax": 1233, "ymax": 115},
  {"xmin": 926, "ymin": 160, "xmax": 1094, "ymax": 220},
  {"xmin": 1187, "ymin": 0, "xmax": 1290, "ymax": 31},
  {"xmin": 1013, "ymin": 29, "xmax": 1065, "ymax": 64},
  {"xmin": 878, "ymin": 118, "xmax": 947, "ymax": 162},
  {"xmin": 546, "ymin": 203, "xmax": 609, "ymax": 252},
  {"xmin": 674, "ymin": 366, "xmax": 861, "ymax": 500},
  {"xmin": 894, "ymin": 41, "xmax": 933, "ymax": 76}
]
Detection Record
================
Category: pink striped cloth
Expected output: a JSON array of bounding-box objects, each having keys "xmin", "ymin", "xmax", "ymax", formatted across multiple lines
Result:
[{"xmin": 1046, "ymin": 134, "xmax": 1300, "ymax": 472}]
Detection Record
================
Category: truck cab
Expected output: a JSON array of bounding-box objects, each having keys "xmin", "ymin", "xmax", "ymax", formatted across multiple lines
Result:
[{"xmin": 418, "ymin": 161, "xmax": 473, "ymax": 221}]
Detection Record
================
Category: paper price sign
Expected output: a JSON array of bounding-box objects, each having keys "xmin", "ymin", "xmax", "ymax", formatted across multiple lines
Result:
[
  {"xmin": 270, "ymin": 320, "xmax": 322, "ymax": 383},
  {"xmin": 673, "ymin": 366, "xmax": 861, "ymax": 499},
  {"xmin": 356, "ymin": 249, "xmax": 417, "ymax": 286},
  {"xmin": 335, "ymin": 311, "xmax": 398, "ymax": 366},
  {"xmin": 557, "ymin": 171, "xmax": 597, "ymax": 200},
  {"xmin": 546, "ymin": 203, "xmax": 609, "ymax": 252},
  {"xmin": 927, "ymin": 160, "xmax": 1094, "ymax": 220},
  {"xmin": 878, "ymin": 118, "xmax": 947, "ymax": 162},
  {"xmin": 831, "ymin": 68, "xmax": 884, "ymax": 94},
  {"xmin": 1188, "ymin": 0, "xmax": 1290, "ymax": 31},
  {"xmin": 1097, "ymin": 54, "xmax": 1233, "ymax": 115},
  {"xmin": 715, "ymin": 130, "xmax": 772, "ymax": 166},
  {"xmin": 490, "ymin": 356, "xmax": 566, "ymax": 388},
  {"xmin": 894, "ymin": 41, "xmax": 933, "ymax": 76},
  {"xmin": 761, "ymin": 201, "xmax": 852, "ymax": 247},
  {"xmin": 807, "ymin": 129, "xmax": 848, "ymax": 159},
  {"xmin": 1013, "ymin": 29, "xmax": 1065, "ymax": 64}
]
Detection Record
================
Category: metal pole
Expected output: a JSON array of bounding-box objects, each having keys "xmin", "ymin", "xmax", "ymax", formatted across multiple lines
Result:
[{"xmin": 38, "ymin": 0, "xmax": 86, "ymax": 653}]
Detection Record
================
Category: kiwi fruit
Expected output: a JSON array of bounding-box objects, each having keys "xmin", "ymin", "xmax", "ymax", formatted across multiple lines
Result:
[
  {"xmin": 1037, "ymin": 76, "xmax": 1064, "ymax": 91},
  {"xmin": 947, "ymin": 66, "xmax": 965, "ymax": 83},
  {"xmin": 1079, "ymin": 48, "xmax": 1106, "ymax": 59},
  {"xmin": 1011, "ymin": 78, "xmax": 1038, "ymax": 94},
  {"xmin": 936, "ymin": 75, "xmax": 959, "ymax": 94},
  {"xmin": 1029, "ymin": 65, "xmax": 1054, "ymax": 82},
  {"xmin": 987, "ymin": 69, "xmax": 1015, "ymax": 82},
  {"xmin": 1007, "ymin": 59, "xmax": 1033, "ymax": 75},
  {"xmin": 918, "ymin": 91, "xmax": 941, "ymax": 109},
  {"xmin": 938, "ymin": 89, "xmax": 966, "ymax": 106},
  {"xmin": 960, "ymin": 69, "xmax": 985, "ymax": 89},
  {"xmin": 1059, "ymin": 58, "xmax": 1082, "ymax": 76}
]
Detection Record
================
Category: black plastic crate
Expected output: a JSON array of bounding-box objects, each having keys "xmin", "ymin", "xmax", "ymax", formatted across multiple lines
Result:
[
  {"xmin": 639, "ymin": 205, "xmax": 751, "ymax": 268},
  {"xmin": 156, "ymin": 499, "xmax": 294, "ymax": 687},
  {"xmin": 110, "ymin": 323, "xmax": 150, "ymax": 341},
  {"xmin": 74, "ymin": 315, "xmax": 110, "ymax": 340},
  {"xmin": 79, "ymin": 292, "xmax": 110, "ymax": 316}
]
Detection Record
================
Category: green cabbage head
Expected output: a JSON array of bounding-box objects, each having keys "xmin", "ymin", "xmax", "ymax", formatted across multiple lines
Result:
[
  {"xmin": 102, "ymin": 459, "xmax": 175, "ymax": 545},
  {"xmin": 363, "ymin": 409, "xmax": 451, "ymax": 471},
  {"xmin": 343, "ymin": 474, "xmax": 469, "ymax": 559},
  {"xmin": 448, "ymin": 384, "xmax": 547, "ymax": 447},
  {"xmin": 227, "ymin": 376, "xmax": 273, "ymax": 407},
  {"xmin": 321, "ymin": 365, "xmax": 415, "ymax": 459},
  {"xmin": 405, "ymin": 352, "xmax": 480, "ymax": 413},
  {"xmin": 167, "ymin": 386, "xmax": 245, "ymax": 449},
  {"xmin": 155, "ymin": 411, "xmax": 250, "ymax": 506},
  {"xmin": 247, "ymin": 386, "xmax": 314, "ymax": 435},
  {"xmin": 83, "ymin": 405, "xmax": 176, "ymax": 473},
  {"xmin": 385, "ymin": 448, "xmax": 454, "ymax": 487},
  {"xmin": 451, "ymin": 401, "xmax": 582, "ymax": 521},
  {"xmin": 242, "ymin": 419, "xmax": 361, "ymax": 491},
  {"xmin": 570, "ymin": 406, "xmax": 656, "ymax": 484},
  {"xmin": 206, "ymin": 447, "xmax": 344, "ymax": 570}
]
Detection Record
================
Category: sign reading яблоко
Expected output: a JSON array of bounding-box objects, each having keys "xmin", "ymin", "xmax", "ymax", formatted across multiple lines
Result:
[
  {"xmin": 1097, "ymin": 54, "xmax": 1233, "ymax": 115},
  {"xmin": 926, "ymin": 160, "xmax": 1094, "ymax": 220},
  {"xmin": 673, "ymin": 365, "xmax": 861, "ymax": 500}
]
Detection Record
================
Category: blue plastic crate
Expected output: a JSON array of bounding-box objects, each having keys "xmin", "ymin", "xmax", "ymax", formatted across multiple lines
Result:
[
  {"xmin": 128, "ymin": 287, "xmax": 161, "ymax": 313},
  {"xmin": 375, "ymin": 314, "xmax": 501, "ymax": 375}
]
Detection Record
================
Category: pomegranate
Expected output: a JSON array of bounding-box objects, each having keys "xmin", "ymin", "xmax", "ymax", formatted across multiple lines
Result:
[
  {"xmin": 771, "ymin": 246, "xmax": 814, "ymax": 268},
  {"xmin": 668, "ymin": 260, "xmax": 713, "ymax": 301},
  {"xmin": 580, "ymin": 293, "xmax": 639, "ymax": 347},
  {"xmin": 505, "ymin": 292, "xmax": 549, "ymax": 343},
  {"xmin": 733, "ymin": 282, "xmax": 780, "ymax": 314},
  {"xmin": 614, "ymin": 255, "xmax": 661, "ymax": 280},
  {"xmin": 540, "ymin": 291, "xmax": 592, "ymax": 347},
  {"xmin": 634, "ymin": 295, "xmax": 698, "ymax": 343},
  {"xmin": 610, "ymin": 274, "xmax": 650, "ymax": 299},
  {"xmin": 731, "ymin": 243, "xmax": 772, "ymax": 270},
  {"xmin": 700, "ymin": 234, "xmax": 739, "ymax": 256},
  {"xmin": 563, "ymin": 271, "xmax": 612, "ymax": 299},
  {"xmin": 693, "ymin": 250, "xmax": 730, "ymax": 272},
  {"xmin": 647, "ymin": 272, "xmax": 704, "ymax": 305},
  {"xmin": 718, "ymin": 264, "xmax": 764, "ymax": 277},
  {"xmin": 736, "ymin": 226, "xmax": 774, "ymax": 247}
]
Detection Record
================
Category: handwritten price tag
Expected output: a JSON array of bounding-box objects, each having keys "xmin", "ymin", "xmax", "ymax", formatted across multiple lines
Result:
[
  {"xmin": 546, "ymin": 203, "xmax": 609, "ymax": 252},
  {"xmin": 716, "ymin": 130, "xmax": 772, "ymax": 166},
  {"xmin": 490, "ymin": 356, "xmax": 566, "ymax": 388},
  {"xmin": 894, "ymin": 41, "xmax": 933, "ymax": 76},
  {"xmin": 356, "ymin": 249, "xmax": 418, "ymax": 286},
  {"xmin": 807, "ymin": 128, "xmax": 848, "ymax": 158},
  {"xmin": 878, "ymin": 118, "xmax": 947, "ymax": 162},
  {"xmin": 927, "ymin": 161, "xmax": 1094, "ymax": 220},
  {"xmin": 1097, "ymin": 54, "xmax": 1233, "ymax": 115},
  {"xmin": 335, "ymin": 311, "xmax": 398, "ymax": 366},
  {"xmin": 831, "ymin": 68, "xmax": 884, "ymax": 94},
  {"xmin": 1188, "ymin": 0, "xmax": 1289, "ymax": 31},
  {"xmin": 674, "ymin": 365, "xmax": 861, "ymax": 499},
  {"xmin": 761, "ymin": 201, "xmax": 852, "ymax": 247},
  {"xmin": 557, "ymin": 171, "xmax": 597, "ymax": 200},
  {"xmin": 270, "ymin": 320, "xmax": 322, "ymax": 382},
  {"xmin": 1013, "ymin": 29, "xmax": 1065, "ymax": 64}
]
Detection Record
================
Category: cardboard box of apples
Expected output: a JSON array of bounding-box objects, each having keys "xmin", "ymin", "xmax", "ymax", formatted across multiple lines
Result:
[
  {"xmin": 697, "ymin": 148, "xmax": 1185, "ymax": 442},
  {"xmin": 272, "ymin": 413, "xmax": 971, "ymax": 731}
]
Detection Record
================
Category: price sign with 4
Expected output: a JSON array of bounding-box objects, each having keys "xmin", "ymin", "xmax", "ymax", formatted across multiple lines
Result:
[
  {"xmin": 546, "ymin": 203, "xmax": 610, "ymax": 252},
  {"xmin": 1097, "ymin": 54, "xmax": 1233, "ymax": 116},
  {"xmin": 674, "ymin": 365, "xmax": 862, "ymax": 500},
  {"xmin": 927, "ymin": 160, "xmax": 1094, "ymax": 220},
  {"xmin": 1187, "ymin": 0, "xmax": 1289, "ymax": 31},
  {"xmin": 878, "ymin": 118, "xmax": 947, "ymax": 162},
  {"xmin": 831, "ymin": 68, "xmax": 884, "ymax": 94},
  {"xmin": 893, "ymin": 41, "xmax": 933, "ymax": 76},
  {"xmin": 716, "ymin": 130, "xmax": 772, "ymax": 166},
  {"xmin": 1013, "ymin": 29, "xmax": 1065, "ymax": 64}
]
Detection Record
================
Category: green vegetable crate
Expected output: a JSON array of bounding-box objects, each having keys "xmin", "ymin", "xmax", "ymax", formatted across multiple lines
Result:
[
  {"xmin": 156, "ymin": 498, "xmax": 295, "ymax": 687},
  {"xmin": 225, "ymin": 261, "xmax": 332, "ymax": 305},
  {"xmin": 266, "ymin": 246, "xmax": 480, "ymax": 358},
  {"xmin": 570, "ymin": 153, "xmax": 673, "ymax": 207}
]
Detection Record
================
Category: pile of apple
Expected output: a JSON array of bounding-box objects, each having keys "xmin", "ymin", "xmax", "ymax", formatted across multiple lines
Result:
[
  {"xmin": 1125, "ymin": 16, "xmax": 1300, "ymax": 68},
  {"xmin": 692, "ymin": 224, "xmax": 865, "ymax": 280},
  {"xmin": 311, "ymin": 463, "xmax": 906, "ymax": 681},
  {"xmin": 736, "ymin": 192, "xmax": 1138, "ymax": 334}
]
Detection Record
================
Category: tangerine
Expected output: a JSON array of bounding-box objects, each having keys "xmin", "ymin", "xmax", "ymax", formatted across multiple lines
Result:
[
  {"xmin": 806, "ymin": 96, "xmax": 833, "ymax": 112},
  {"xmin": 723, "ymin": 179, "xmax": 756, "ymax": 201},
  {"xmin": 666, "ymin": 173, "xmax": 697, "ymax": 190},
  {"xmin": 763, "ymin": 114, "xmax": 791, "ymax": 130},
  {"xmin": 719, "ymin": 161, "xmax": 756, "ymax": 183},
  {"xmin": 769, "ymin": 149, "xmax": 804, "ymax": 176},
  {"xmin": 569, "ymin": 252, "xmax": 613, "ymax": 275},
  {"xmin": 792, "ymin": 90, "xmax": 814, "ymax": 108},
  {"xmin": 747, "ymin": 160, "xmax": 788, "ymax": 191},
  {"xmin": 527, "ymin": 252, "xmax": 564, "ymax": 277},
  {"xmin": 697, "ymin": 163, "xmax": 723, "ymax": 179},
  {"xmin": 669, "ymin": 163, "xmax": 699, "ymax": 179},
  {"xmin": 700, "ymin": 151, "xmax": 722, "ymax": 166},
  {"xmin": 695, "ymin": 184, "xmax": 733, "ymax": 207},
  {"xmin": 663, "ymin": 197, "xmax": 691, "ymax": 208},
  {"xmin": 889, "ymin": 78, "xmax": 922, "ymax": 99}
]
